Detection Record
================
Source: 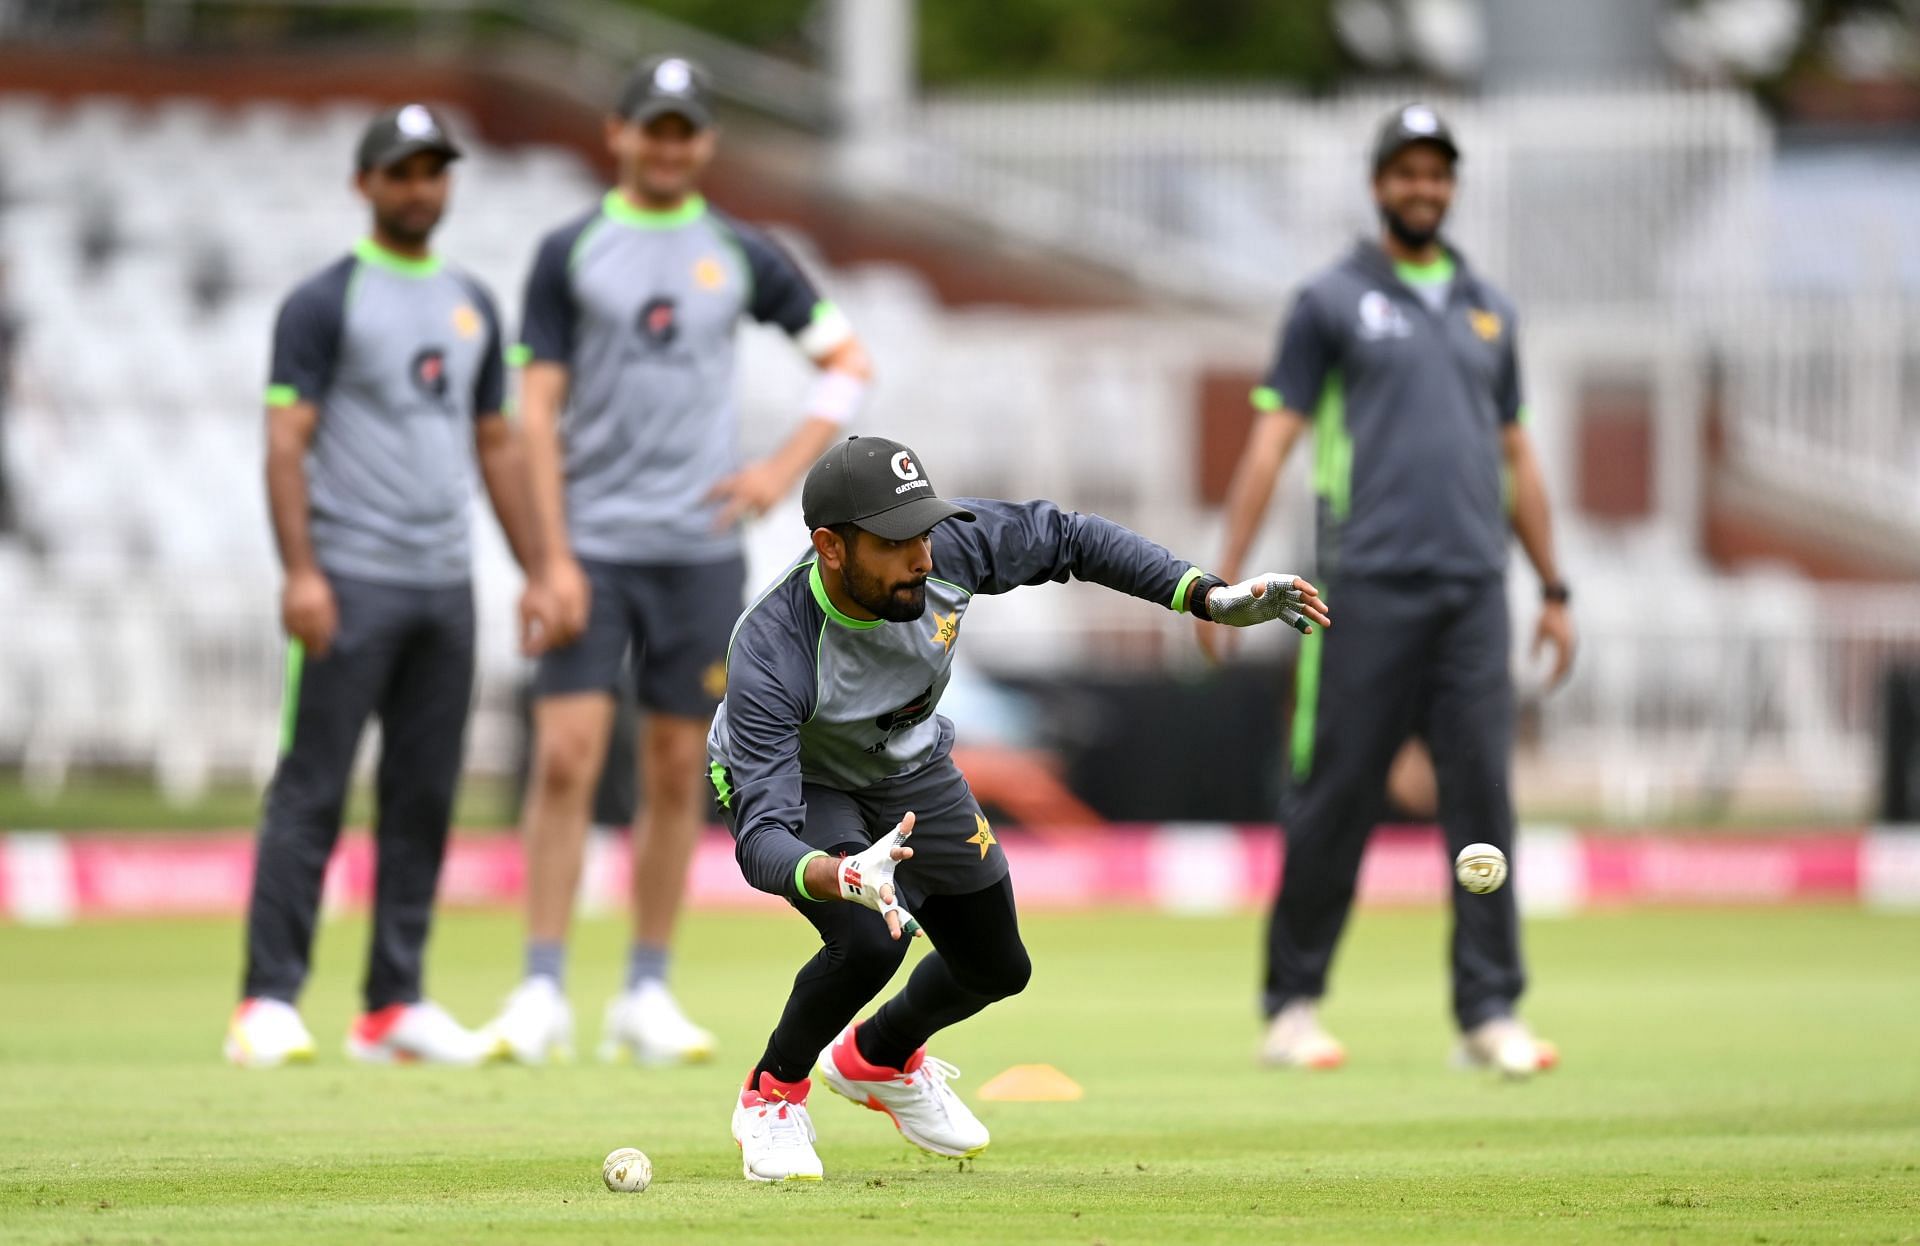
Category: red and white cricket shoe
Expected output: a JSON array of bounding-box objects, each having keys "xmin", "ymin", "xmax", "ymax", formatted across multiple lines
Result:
[
  {"xmin": 1258, "ymin": 999, "xmax": 1347, "ymax": 1069},
  {"xmin": 224, "ymin": 998, "xmax": 316, "ymax": 1068},
  {"xmin": 1456, "ymin": 1016, "xmax": 1559, "ymax": 1079},
  {"xmin": 345, "ymin": 1001, "xmax": 489, "ymax": 1066},
  {"xmin": 817, "ymin": 1023, "xmax": 989, "ymax": 1159},
  {"xmin": 732, "ymin": 1072, "xmax": 824, "ymax": 1183}
]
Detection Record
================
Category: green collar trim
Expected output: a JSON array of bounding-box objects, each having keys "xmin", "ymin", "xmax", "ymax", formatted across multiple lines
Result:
[
  {"xmin": 809, "ymin": 561, "xmax": 883, "ymax": 630},
  {"xmin": 1393, "ymin": 252, "xmax": 1456, "ymax": 286},
  {"xmin": 354, "ymin": 237, "xmax": 442, "ymax": 277},
  {"xmin": 602, "ymin": 189, "xmax": 707, "ymax": 230}
]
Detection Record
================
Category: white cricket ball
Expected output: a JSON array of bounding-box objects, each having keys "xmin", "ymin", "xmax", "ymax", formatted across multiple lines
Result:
[
  {"xmin": 603, "ymin": 1147, "xmax": 652, "ymax": 1193},
  {"xmin": 1454, "ymin": 842, "xmax": 1508, "ymax": 894}
]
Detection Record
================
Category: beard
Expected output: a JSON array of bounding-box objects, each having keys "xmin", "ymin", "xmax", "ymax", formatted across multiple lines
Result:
[
  {"xmin": 841, "ymin": 562, "xmax": 928, "ymax": 622},
  {"xmin": 1379, "ymin": 204, "xmax": 1442, "ymax": 249},
  {"xmin": 375, "ymin": 206, "xmax": 439, "ymax": 248}
]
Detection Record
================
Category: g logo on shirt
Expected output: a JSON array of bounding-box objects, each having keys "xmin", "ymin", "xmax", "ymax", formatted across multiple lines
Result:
[
  {"xmin": 637, "ymin": 296, "xmax": 679, "ymax": 348},
  {"xmin": 411, "ymin": 347, "xmax": 449, "ymax": 399}
]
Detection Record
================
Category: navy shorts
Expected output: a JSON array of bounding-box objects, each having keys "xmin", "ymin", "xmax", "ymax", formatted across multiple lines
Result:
[{"xmin": 533, "ymin": 556, "xmax": 746, "ymax": 719}]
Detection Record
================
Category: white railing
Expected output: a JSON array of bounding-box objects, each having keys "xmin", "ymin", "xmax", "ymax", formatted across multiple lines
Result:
[
  {"xmin": 872, "ymin": 86, "xmax": 1772, "ymax": 312},
  {"xmin": 1714, "ymin": 294, "xmax": 1920, "ymax": 528}
]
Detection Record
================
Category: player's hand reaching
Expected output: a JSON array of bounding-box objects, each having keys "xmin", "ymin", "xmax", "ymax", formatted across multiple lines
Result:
[
  {"xmin": 1206, "ymin": 573, "xmax": 1330, "ymax": 634},
  {"xmin": 835, "ymin": 812, "xmax": 922, "ymax": 941},
  {"xmin": 281, "ymin": 567, "xmax": 338, "ymax": 656}
]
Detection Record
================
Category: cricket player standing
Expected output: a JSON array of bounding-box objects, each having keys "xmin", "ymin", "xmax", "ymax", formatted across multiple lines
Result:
[
  {"xmin": 484, "ymin": 56, "xmax": 873, "ymax": 1065},
  {"xmin": 227, "ymin": 105, "xmax": 548, "ymax": 1067},
  {"xmin": 714, "ymin": 435, "xmax": 1329, "ymax": 1181},
  {"xmin": 1207, "ymin": 104, "xmax": 1576, "ymax": 1076}
]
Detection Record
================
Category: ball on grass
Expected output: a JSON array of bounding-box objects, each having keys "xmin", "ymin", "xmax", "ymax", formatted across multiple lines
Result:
[{"xmin": 603, "ymin": 1147, "xmax": 651, "ymax": 1193}]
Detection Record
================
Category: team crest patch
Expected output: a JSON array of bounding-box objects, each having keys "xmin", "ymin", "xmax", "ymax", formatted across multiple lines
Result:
[
  {"xmin": 930, "ymin": 610, "xmax": 959, "ymax": 652},
  {"xmin": 967, "ymin": 814, "xmax": 996, "ymax": 861},
  {"xmin": 694, "ymin": 256, "xmax": 726, "ymax": 290},
  {"xmin": 637, "ymin": 295, "xmax": 679, "ymax": 346},
  {"xmin": 451, "ymin": 303, "xmax": 482, "ymax": 340},
  {"xmin": 410, "ymin": 347, "xmax": 449, "ymax": 398},
  {"xmin": 1470, "ymin": 309, "xmax": 1503, "ymax": 342}
]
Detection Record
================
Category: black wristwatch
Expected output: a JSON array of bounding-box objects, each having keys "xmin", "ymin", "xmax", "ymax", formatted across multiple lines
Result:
[
  {"xmin": 1542, "ymin": 581, "xmax": 1571, "ymax": 605},
  {"xmin": 1187, "ymin": 574, "xmax": 1228, "ymax": 620}
]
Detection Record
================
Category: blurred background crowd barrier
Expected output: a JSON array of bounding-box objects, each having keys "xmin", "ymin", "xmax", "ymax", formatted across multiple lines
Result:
[{"xmin": 0, "ymin": 0, "xmax": 1915, "ymax": 827}]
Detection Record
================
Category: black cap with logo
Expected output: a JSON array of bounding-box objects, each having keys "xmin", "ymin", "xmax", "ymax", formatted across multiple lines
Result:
[
  {"xmin": 801, "ymin": 436, "xmax": 976, "ymax": 541},
  {"xmin": 1370, "ymin": 102, "xmax": 1460, "ymax": 174},
  {"xmin": 616, "ymin": 55, "xmax": 714, "ymax": 129},
  {"xmin": 355, "ymin": 103, "xmax": 462, "ymax": 173}
]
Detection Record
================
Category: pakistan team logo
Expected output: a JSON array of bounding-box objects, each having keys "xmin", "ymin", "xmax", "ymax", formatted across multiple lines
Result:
[
  {"xmin": 637, "ymin": 296, "xmax": 679, "ymax": 348},
  {"xmin": 410, "ymin": 347, "xmax": 449, "ymax": 399}
]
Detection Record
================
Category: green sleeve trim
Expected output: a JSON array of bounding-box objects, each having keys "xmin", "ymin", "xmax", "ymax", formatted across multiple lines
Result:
[
  {"xmin": 264, "ymin": 384, "xmax": 300, "ymax": 407},
  {"xmin": 793, "ymin": 850, "xmax": 829, "ymax": 902},
  {"xmin": 1516, "ymin": 404, "xmax": 1533, "ymax": 427},
  {"xmin": 811, "ymin": 301, "xmax": 837, "ymax": 322},
  {"xmin": 353, "ymin": 237, "xmax": 442, "ymax": 277},
  {"xmin": 601, "ymin": 189, "xmax": 707, "ymax": 230},
  {"xmin": 809, "ymin": 560, "xmax": 883, "ymax": 630},
  {"xmin": 1250, "ymin": 385, "xmax": 1282, "ymax": 412},
  {"xmin": 507, "ymin": 343, "xmax": 532, "ymax": 367},
  {"xmin": 278, "ymin": 641, "xmax": 306, "ymax": 756},
  {"xmin": 1171, "ymin": 566, "xmax": 1205, "ymax": 614},
  {"xmin": 708, "ymin": 761, "xmax": 733, "ymax": 810}
]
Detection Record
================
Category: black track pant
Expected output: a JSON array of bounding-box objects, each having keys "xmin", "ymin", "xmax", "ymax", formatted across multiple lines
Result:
[
  {"xmin": 1262, "ymin": 572, "xmax": 1524, "ymax": 1031},
  {"xmin": 242, "ymin": 574, "xmax": 475, "ymax": 1012},
  {"xmin": 757, "ymin": 876, "xmax": 1031, "ymax": 1084}
]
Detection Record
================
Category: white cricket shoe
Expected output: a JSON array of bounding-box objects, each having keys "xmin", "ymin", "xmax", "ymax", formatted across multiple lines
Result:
[
  {"xmin": 345, "ymin": 1000, "xmax": 490, "ymax": 1066},
  {"xmin": 817, "ymin": 1024, "xmax": 990, "ymax": 1159},
  {"xmin": 1455, "ymin": 1016, "xmax": 1560, "ymax": 1079},
  {"xmin": 481, "ymin": 976, "xmax": 575, "ymax": 1065},
  {"xmin": 732, "ymin": 1072, "xmax": 824, "ymax": 1183},
  {"xmin": 224, "ymin": 998, "xmax": 316, "ymax": 1068},
  {"xmin": 599, "ymin": 981, "xmax": 716, "ymax": 1066},
  {"xmin": 1259, "ymin": 999, "xmax": 1347, "ymax": 1069}
]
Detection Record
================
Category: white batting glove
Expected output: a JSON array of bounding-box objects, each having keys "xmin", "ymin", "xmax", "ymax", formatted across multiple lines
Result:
[
  {"xmin": 1206, "ymin": 573, "xmax": 1323, "ymax": 634},
  {"xmin": 837, "ymin": 812, "xmax": 922, "ymax": 939}
]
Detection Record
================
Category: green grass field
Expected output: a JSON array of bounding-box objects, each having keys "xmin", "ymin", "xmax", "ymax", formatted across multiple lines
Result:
[{"xmin": 3, "ymin": 906, "xmax": 1917, "ymax": 1245}]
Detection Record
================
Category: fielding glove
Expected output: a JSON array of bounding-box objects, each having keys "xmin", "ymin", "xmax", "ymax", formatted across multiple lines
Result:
[
  {"xmin": 837, "ymin": 814, "xmax": 922, "ymax": 939},
  {"xmin": 1206, "ymin": 573, "xmax": 1317, "ymax": 633}
]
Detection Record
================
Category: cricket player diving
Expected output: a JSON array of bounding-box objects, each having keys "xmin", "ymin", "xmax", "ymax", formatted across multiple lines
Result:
[
  {"xmin": 1208, "ymin": 103, "xmax": 1576, "ymax": 1077},
  {"xmin": 711, "ymin": 435, "xmax": 1331, "ymax": 1182}
]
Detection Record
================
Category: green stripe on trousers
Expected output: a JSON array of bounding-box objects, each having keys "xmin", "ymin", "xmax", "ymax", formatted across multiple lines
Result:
[
  {"xmin": 1289, "ymin": 617, "xmax": 1324, "ymax": 779},
  {"xmin": 279, "ymin": 641, "xmax": 305, "ymax": 756}
]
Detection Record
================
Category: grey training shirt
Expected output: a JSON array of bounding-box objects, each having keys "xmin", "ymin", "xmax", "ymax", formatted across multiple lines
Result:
[
  {"xmin": 1256, "ymin": 240, "xmax": 1523, "ymax": 581},
  {"xmin": 708, "ymin": 498, "xmax": 1205, "ymax": 900},
  {"xmin": 267, "ymin": 239, "xmax": 506, "ymax": 586},
  {"xmin": 519, "ymin": 192, "xmax": 830, "ymax": 566}
]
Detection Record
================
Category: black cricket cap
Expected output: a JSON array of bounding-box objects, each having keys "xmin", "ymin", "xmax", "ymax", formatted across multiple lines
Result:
[
  {"xmin": 801, "ymin": 436, "xmax": 976, "ymax": 541},
  {"xmin": 1371, "ymin": 102, "xmax": 1460, "ymax": 174},
  {"xmin": 356, "ymin": 103, "xmax": 462, "ymax": 173},
  {"xmin": 616, "ymin": 55, "xmax": 714, "ymax": 129}
]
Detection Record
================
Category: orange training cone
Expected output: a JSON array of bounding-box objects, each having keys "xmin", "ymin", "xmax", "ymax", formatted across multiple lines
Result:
[{"xmin": 977, "ymin": 1064, "xmax": 1084, "ymax": 1102}]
